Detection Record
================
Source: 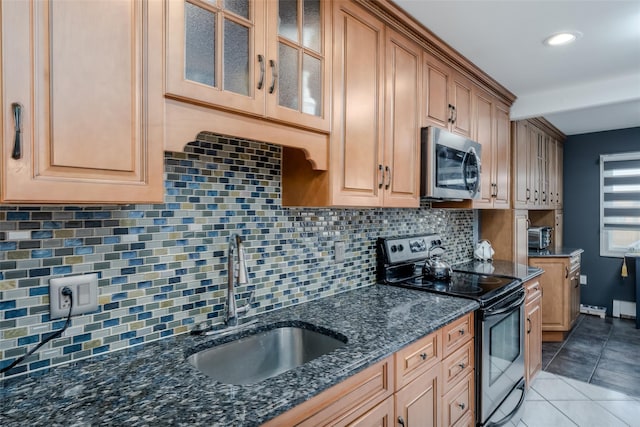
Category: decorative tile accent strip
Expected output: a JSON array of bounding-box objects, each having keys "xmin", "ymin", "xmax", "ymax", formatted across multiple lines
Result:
[{"xmin": 0, "ymin": 133, "xmax": 475, "ymax": 379}]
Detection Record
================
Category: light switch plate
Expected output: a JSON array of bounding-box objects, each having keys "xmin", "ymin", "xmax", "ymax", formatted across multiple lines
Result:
[
  {"xmin": 580, "ymin": 274, "xmax": 587, "ymax": 285},
  {"xmin": 335, "ymin": 241, "xmax": 346, "ymax": 263},
  {"xmin": 49, "ymin": 273, "xmax": 99, "ymax": 319}
]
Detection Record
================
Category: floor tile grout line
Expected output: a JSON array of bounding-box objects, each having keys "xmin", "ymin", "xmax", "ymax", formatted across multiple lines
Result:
[
  {"xmin": 542, "ymin": 314, "xmax": 583, "ymax": 370},
  {"xmin": 587, "ymin": 319, "xmax": 615, "ymax": 384}
]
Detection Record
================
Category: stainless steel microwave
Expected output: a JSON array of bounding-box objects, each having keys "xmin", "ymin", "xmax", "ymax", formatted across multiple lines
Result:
[{"xmin": 420, "ymin": 126, "xmax": 482, "ymax": 200}]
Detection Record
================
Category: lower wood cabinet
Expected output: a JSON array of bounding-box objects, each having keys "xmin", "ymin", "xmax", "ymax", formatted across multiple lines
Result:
[
  {"xmin": 524, "ymin": 277, "xmax": 543, "ymax": 387},
  {"xmin": 265, "ymin": 312, "xmax": 475, "ymax": 427}
]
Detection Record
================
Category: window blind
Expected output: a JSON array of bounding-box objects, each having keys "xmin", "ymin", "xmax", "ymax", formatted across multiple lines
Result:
[{"xmin": 601, "ymin": 152, "xmax": 640, "ymax": 230}]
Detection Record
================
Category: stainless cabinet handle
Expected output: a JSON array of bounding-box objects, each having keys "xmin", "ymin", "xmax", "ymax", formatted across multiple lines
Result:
[
  {"xmin": 458, "ymin": 329, "xmax": 465, "ymax": 335},
  {"xmin": 543, "ymin": 191, "xmax": 547, "ymax": 202},
  {"xmin": 458, "ymin": 363, "xmax": 466, "ymax": 370},
  {"xmin": 257, "ymin": 54, "xmax": 265, "ymax": 90},
  {"xmin": 420, "ymin": 352, "xmax": 427, "ymax": 360},
  {"xmin": 398, "ymin": 416, "xmax": 405, "ymax": 427},
  {"xmin": 448, "ymin": 103, "xmax": 454, "ymax": 123},
  {"xmin": 565, "ymin": 266, "xmax": 569, "ymax": 279},
  {"xmin": 385, "ymin": 166, "xmax": 391, "ymax": 190},
  {"xmin": 458, "ymin": 402, "xmax": 466, "ymax": 410},
  {"xmin": 451, "ymin": 105, "xmax": 457, "ymax": 124},
  {"xmin": 527, "ymin": 317, "xmax": 531, "ymax": 334},
  {"xmin": 378, "ymin": 164, "xmax": 384, "ymax": 189},
  {"xmin": 534, "ymin": 190, "xmax": 539, "ymax": 202},
  {"xmin": 268, "ymin": 59, "xmax": 278, "ymax": 94},
  {"xmin": 12, "ymin": 103, "xmax": 22, "ymax": 159},
  {"xmin": 526, "ymin": 188, "xmax": 531, "ymax": 201}
]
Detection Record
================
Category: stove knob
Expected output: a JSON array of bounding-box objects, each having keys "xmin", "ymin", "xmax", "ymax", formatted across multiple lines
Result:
[
  {"xmin": 397, "ymin": 244, "xmax": 404, "ymax": 252},
  {"xmin": 390, "ymin": 245, "xmax": 397, "ymax": 253}
]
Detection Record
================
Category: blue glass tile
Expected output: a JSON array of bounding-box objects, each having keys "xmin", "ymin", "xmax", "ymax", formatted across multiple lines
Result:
[
  {"xmin": 52, "ymin": 266, "xmax": 72, "ymax": 275},
  {"xmin": 64, "ymin": 239, "xmax": 82, "ymax": 247},
  {"xmin": 200, "ymin": 279, "xmax": 212, "ymax": 287},
  {"xmin": 129, "ymin": 305, "xmax": 144, "ymax": 314},
  {"xmin": 161, "ymin": 225, "xmax": 175, "ymax": 232},
  {"xmin": 104, "ymin": 302, "xmax": 119, "ymax": 310},
  {"xmin": 176, "ymin": 239, "xmax": 188, "ymax": 246},
  {"xmin": 0, "ymin": 300, "xmax": 17, "ymax": 310},
  {"xmin": 121, "ymin": 267, "xmax": 136, "ymax": 275},
  {"xmin": 153, "ymin": 218, "xmax": 167, "ymax": 225},
  {"xmin": 169, "ymin": 277, "xmax": 181, "ymax": 284},
  {"xmin": 182, "ymin": 303, "xmax": 194, "ymax": 311},
  {"xmin": 129, "ymin": 337, "xmax": 144, "ymax": 346},
  {"xmin": 160, "ymin": 330, "xmax": 173, "ymax": 338},
  {"xmin": 29, "ymin": 359, "xmax": 50, "ymax": 370},
  {"xmin": 31, "ymin": 249, "xmax": 53, "ymax": 258},
  {"xmin": 0, "ymin": 272, "xmax": 4, "ymax": 280},
  {"xmin": 129, "ymin": 227, "xmax": 144, "ymax": 234},
  {"xmin": 160, "ymin": 315, "xmax": 174, "ymax": 323},
  {"xmin": 131, "ymin": 243, "xmax": 145, "ymax": 250},
  {"xmin": 103, "ymin": 319, "xmax": 119, "ymax": 328},
  {"xmin": 75, "ymin": 247, "xmax": 94, "ymax": 255},
  {"xmin": 0, "ymin": 242, "xmax": 17, "ymax": 251},
  {"xmin": 103, "ymin": 236, "xmax": 120, "ymax": 244},
  {"xmin": 175, "ymin": 268, "xmax": 187, "ymax": 275},
  {"xmin": 7, "ymin": 212, "xmax": 29, "ymax": 221},
  {"xmin": 167, "ymin": 203, "xmax": 180, "ymax": 210},
  {"xmin": 93, "ymin": 345, "xmax": 109, "ymax": 355},
  {"xmin": 18, "ymin": 334, "xmax": 39, "ymax": 346},
  {"xmin": 63, "ymin": 344, "xmax": 82, "ymax": 355},
  {"xmin": 31, "ymin": 231, "xmax": 53, "ymax": 239},
  {"xmin": 128, "ymin": 258, "xmax": 143, "ymax": 266},
  {"xmin": 111, "ymin": 276, "xmax": 127, "ymax": 285},
  {"xmin": 153, "ymin": 264, "xmax": 167, "ymax": 271},
  {"xmin": 43, "ymin": 221, "xmax": 63, "ymax": 229},
  {"xmin": 182, "ymin": 318, "xmax": 194, "ymax": 325},
  {"xmin": 120, "ymin": 331, "xmax": 136, "ymax": 340},
  {"xmin": 160, "ymin": 285, "xmax": 173, "ymax": 293},
  {"xmin": 153, "ymin": 324, "xmax": 166, "ymax": 332},
  {"xmin": 195, "ymin": 246, "xmax": 206, "ymax": 252},
  {"xmin": 111, "ymin": 292, "xmax": 128, "ymax": 302},
  {"xmin": 195, "ymin": 260, "xmax": 206, "ymax": 266},
  {"xmin": 188, "ymin": 196, "xmax": 200, "ymax": 202},
  {"xmin": 73, "ymin": 333, "xmax": 92, "ymax": 344},
  {"xmin": 182, "ymin": 217, "xmax": 194, "ymax": 224},
  {"xmin": 137, "ymin": 280, "xmax": 152, "ymax": 289},
  {"xmin": 121, "ymin": 251, "xmax": 136, "ymax": 259},
  {"xmin": 161, "ymin": 211, "xmax": 175, "ymax": 217},
  {"xmin": 188, "ymin": 253, "xmax": 201, "ymax": 260},
  {"xmin": 114, "ymin": 228, "xmax": 129, "ymax": 235},
  {"xmin": 29, "ymin": 287, "xmax": 48, "ymax": 297},
  {"xmin": 194, "ymin": 300, "xmax": 206, "ymax": 308},
  {"xmin": 153, "ymin": 294, "xmax": 167, "ymax": 302},
  {"xmin": 182, "ymin": 289, "xmax": 194, "ymax": 296},
  {"xmin": 138, "ymin": 312, "xmax": 152, "ymax": 320},
  {"xmin": 29, "ymin": 268, "xmax": 51, "ymax": 278},
  {"xmin": 128, "ymin": 211, "xmax": 144, "ymax": 218}
]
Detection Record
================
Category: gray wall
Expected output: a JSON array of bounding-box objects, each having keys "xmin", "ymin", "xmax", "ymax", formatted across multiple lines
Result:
[{"xmin": 564, "ymin": 126, "xmax": 640, "ymax": 314}]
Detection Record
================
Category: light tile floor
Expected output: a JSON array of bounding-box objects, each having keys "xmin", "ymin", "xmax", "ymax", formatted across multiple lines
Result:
[{"xmin": 512, "ymin": 370, "xmax": 640, "ymax": 427}]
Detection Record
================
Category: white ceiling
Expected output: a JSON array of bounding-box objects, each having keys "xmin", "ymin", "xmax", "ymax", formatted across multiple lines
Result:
[{"xmin": 394, "ymin": 0, "xmax": 640, "ymax": 136}]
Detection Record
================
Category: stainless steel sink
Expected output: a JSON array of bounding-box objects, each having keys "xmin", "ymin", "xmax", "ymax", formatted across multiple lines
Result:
[{"xmin": 187, "ymin": 325, "xmax": 347, "ymax": 385}]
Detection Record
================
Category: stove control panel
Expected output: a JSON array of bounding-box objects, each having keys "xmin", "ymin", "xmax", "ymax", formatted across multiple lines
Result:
[{"xmin": 382, "ymin": 234, "xmax": 443, "ymax": 265}]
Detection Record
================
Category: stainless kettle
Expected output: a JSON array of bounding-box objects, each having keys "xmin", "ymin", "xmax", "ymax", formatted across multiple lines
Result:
[{"xmin": 422, "ymin": 246, "xmax": 452, "ymax": 281}]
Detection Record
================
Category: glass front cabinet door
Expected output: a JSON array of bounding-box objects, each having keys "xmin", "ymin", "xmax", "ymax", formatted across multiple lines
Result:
[{"xmin": 166, "ymin": 0, "xmax": 330, "ymax": 132}]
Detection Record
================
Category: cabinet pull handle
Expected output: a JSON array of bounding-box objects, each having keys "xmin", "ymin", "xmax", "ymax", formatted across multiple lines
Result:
[
  {"xmin": 534, "ymin": 190, "xmax": 538, "ymax": 202},
  {"xmin": 565, "ymin": 266, "xmax": 569, "ymax": 279},
  {"xmin": 268, "ymin": 59, "xmax": 278, "ymax": 94},
  {"xmin": 448, "ymin": 104, "xmax": 454, "ymax": 123},
  {"xmin": 527, "ymin": 317, "xmax": 531, "ymax": 334},
  {"xmin": 458, "ymin": 329, "xmax": 465, "ymax": 335},
  {"xmin": 542, "ymin": 191, "xmax": 547, "ymax": 202},
  {"xmin": 397, "ymin": 416, "xmax": 406, "ymax": 427},
  {"xmin": 385, "ymin": 166, "xmax": 391, "ymax": 190},
  {"xmin": 11, "ymin": 103, "xmax": 22, "ymax": 160},
  {"xmin": 452, "ymin": 105, "xmax": 457, "ymax": 124},
  {"xmin": 458, "ymin": 402, "xmax": 466, "ymax": 410},
  {"xmin": 257, "ymin": 54, "xmax": 265, "ymax": 90},
  {"xmin": 526, "ymin": 218, "xmax": 531, "ymax": 229},
  {"xmin": 378, "ymin": 164, "xmax": 384, "ymax": 189},
  {"xmin": 420, "ymin": 352, "xmax": 427, "ymax": 360},
  {"xmin": 458, "ymin": 363, "xmax": 466, "ymax": 370},
  {"xmin": 526, "ymin": 188, "xmax": 530, "ymax": 201}
]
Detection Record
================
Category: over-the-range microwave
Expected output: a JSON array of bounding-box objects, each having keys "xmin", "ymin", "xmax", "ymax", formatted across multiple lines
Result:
[{"xmin": 420, "ymin": 126, "xmax": 482, "ymax": 200}]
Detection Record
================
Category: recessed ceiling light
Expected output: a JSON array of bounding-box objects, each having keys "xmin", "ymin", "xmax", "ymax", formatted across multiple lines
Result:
[{"xmin": 543, "ymin": 31, "xmax": 582, "ymax": 46}]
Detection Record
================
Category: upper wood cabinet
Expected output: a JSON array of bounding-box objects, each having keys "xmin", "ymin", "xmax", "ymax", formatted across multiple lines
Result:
[
  {"xmin": 166, "ymin": 0, "xmax": 331, "ymax": 133},
  {"xmin": 423, "ymin": 51, "xmax": 473, "ymax": 138},
  {"xmin": 282, "ymin": 1, "xmax": 421, "ymax": 207},
  {"xmin": 512, "ymin": 118, "xmax": 565, "ymax": 210},
  {"xmin": 472, "ymin": 88, "xmax": 510, "ymax": 209},
  {"xmin": 1, "ymin": 0, "xmax": 164, "ymax": 204}
]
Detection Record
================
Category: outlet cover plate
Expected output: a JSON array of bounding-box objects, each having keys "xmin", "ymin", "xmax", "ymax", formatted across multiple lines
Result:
[
  {"xmin": 335, "ymin": 241, "xmax": 346, "ymax": 263},
  {"xmin": 49, "ymin": 273, "xmax": 99, "ymax": 319}
]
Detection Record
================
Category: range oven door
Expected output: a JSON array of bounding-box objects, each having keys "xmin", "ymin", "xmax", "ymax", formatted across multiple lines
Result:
[{"xmin": 479, "ymin": 289, "xmax": 526, "ymax": 426}]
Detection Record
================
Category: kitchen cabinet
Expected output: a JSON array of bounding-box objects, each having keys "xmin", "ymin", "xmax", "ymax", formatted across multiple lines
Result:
[
  {"xmin": 472, "ymin": 88, "xmax": 511, "ymax": 209},
  {"xmin": 1, "ymin": 0, "xmax": 164, "ymax": 203},
  {"xmin": 281, "ymin": 1, "xmax": 421, "ymax": 207},
  {"xmin": 265, "ymin": 311, "xmax": 475, "ymax": 427},
  {"xmin": 480, "ymin": 209, "xmax": 529, "ymax": 265},
  {"xmin": 529, "ymin": 253, "xmax": 581, "ymax": 342},
  {"xmin": 524, "ymin": 277, "xmax": 543, "ymax": 387},
  {"xmin": 166, "ymin": 0, "xmax": 331, "ymax": 133},
  {"xmin": 512, "ymin": 118, "xmax": 565, "ymax": 210},
  {"xmin": 554, "ymin": 211, "xmax": 564, "ymax": 249},
  {"xmin": 423, "ymin": 51, "xmax": 473, "ymax": 138}
]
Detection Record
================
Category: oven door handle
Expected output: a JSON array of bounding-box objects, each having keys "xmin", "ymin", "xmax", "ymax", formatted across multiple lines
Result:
[
  {"xmin": 484, "ymin": 291, "xmax": 525, "ymax": 317},
  {"xmin": 485, "ymin": 378, "xmax": 526, "ymax": 427}
]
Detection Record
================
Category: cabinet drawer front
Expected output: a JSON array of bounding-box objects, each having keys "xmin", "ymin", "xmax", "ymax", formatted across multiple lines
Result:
[
  {"xmin": 442, "ymin": 313, "xmax": 474, "ymax": 357},
  {"xmin": 395, "ymin": 330, "xmax": 441, "ymax": 388},
  {"xmin": 525, "ymin": 279, "xmax": 542, "ymax": 303},
  {"xmin": 442, "ymin": 372, "xmax": 474, "ymax": 427},
  {"xmin": 441, "ymin": 339, "xmax": 474, "ymax": 394}
]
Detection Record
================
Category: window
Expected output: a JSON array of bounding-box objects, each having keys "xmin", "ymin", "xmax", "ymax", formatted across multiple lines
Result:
[{"xmin": 600, "ymin": 152, "xmax": 640, "ymax": 257}]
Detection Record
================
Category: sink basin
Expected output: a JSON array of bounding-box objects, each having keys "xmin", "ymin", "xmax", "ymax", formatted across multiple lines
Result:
[{"xmin": 186, "ymin": 324, "xmax": 347, "ymax": 385}]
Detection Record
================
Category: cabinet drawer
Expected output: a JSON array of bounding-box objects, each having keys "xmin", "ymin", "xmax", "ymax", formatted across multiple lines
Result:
[
  {"xmin": 525, "ymin": 279, "xmax": 542, "ymax": 304},
  {"xmin": 442, "ymin": 371, "xmax": 474, "ymax": 427},
  {"xmin": 395, "ymin": 330, "xmax": 441, "ymax": 389},
  {"xmin": 442, "ymin": 313, "xmax": 474, "ymax": 357},
  {"xmin": 265, "ymin": 357, "xmax": 394, "ymax": 427},
  {"xmin": 452, "ymin": 410, "xmax": 474, "ymax": 427},
  {"xmin": 441, "ymin": 339, "xmax": 474, "ymax": 394}
]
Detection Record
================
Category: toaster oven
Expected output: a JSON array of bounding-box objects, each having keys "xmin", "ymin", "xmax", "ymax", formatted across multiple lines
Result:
[{"xmin": 528, "ymin": 226, "xmax": 553, "ymax": 250}]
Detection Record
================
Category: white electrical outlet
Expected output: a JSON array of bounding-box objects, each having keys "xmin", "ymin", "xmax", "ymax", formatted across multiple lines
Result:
[
  {"xmin": 335, "ymin": 241, "xmax": 346, "ymax": 263},
  {"xmin": 49, "ymin": 273, "xmax": 99, "ymax": 319},
  {"xmin": 580, "ymin": 274, "xmax": 587, "ymax": 285}
]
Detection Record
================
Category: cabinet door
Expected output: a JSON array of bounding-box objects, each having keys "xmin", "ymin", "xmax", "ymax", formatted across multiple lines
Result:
[
  {"xmin": 383, "ymin": 27, "xmax": 421, "ymax": 208},
  {"xmin": 492, "ymin": 100, "xmax": 511, "ymax": 208},
  {"xmin": 525, "ymin": 280, "xmax": 542, "ymax": 386},
  {"xmin": 395, "ymin": 365, "xmax": 441, "ymax": 427},
  {"xmin": 265, "ymin": 0, "xmax": 331, "ymax": 131},
  {"xmin": 528, "ymin": 125, "xmax": 541, "ymax": 206},
  {"xmin": 423, "ymin": 51, "xmax": 451, "ymax": 130},
  {"xmin": 472, "ymin": 89, "xmax": 494, "ymax": 208},
  {"xmin": 341, "ymin": 395, "xmax": 395, "ymax": 427},
  {"xmin": 555, "ymin": 211, "xmax": 564, "ymax": 249},
  {"xmin": 512, "ymin": 121, "xmax": 531, "ymax": 209},
  {"xmin": 548, "ymin": 138, "xmax": 557, "ymax": 207},
  {"xmin": 2, "ymin": 0, "xmax": 163, "ymax": 203},
  {"xmin": 450, "ymin": 73, "xmax": 473, "ymax": 138},
  {"xmin": 570, "ymin": 267, "xmax": 581, "ymax": 326},
  {"xmin": 514, "ymin": 210, "xmax": 529, "ymax": 265},
  {"xmin": 330, "ymin": 1, "xmax": 385, "ymax": 206},
  {"xmin": 556, "ymin": 141, "xmax": 563, "ymax": 209},
  {"xmin": 529, "ymin": 259, "xmax": 569, "ymax": 332},
  {"xmin": 166, "ymin": 0, "xmax": 265, "ymax": 115}
]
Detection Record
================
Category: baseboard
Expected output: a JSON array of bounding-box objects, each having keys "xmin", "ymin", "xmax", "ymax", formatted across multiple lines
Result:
[{"xmin": 612, "ymin": 299, "xmax": 636, "ymax": 319}]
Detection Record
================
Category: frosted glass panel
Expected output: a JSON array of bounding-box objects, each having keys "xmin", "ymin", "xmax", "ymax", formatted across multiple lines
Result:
[
  {"xmin": 224, "ymin": 0, "xmax": 249, "ymax": 19},
  {"xmin": 224, "ymin": 19, "xmax": 250, "ymax": 96},
  {"xmin": 278, "ymin": 0, "xmax": 299, "ymax": 42},
  {"xmin": 302, "ymin": 54, "xmax": 321, "ymax": 116},
  {"xmin": 278, "ymin": 43, "xmax": 299, "ymax": 110},
  {"xmin": 302, "ymin": 0, "xmax": 320, "ymax": 52},
  {"xmin": 185, "ymin": 2, "xmax": 216, "ymax": 87}
]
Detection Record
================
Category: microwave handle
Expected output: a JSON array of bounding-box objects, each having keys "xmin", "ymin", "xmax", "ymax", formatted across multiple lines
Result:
[{"xmin": 462, "ymin": 148, "xmax": 480, "ymax": 193}]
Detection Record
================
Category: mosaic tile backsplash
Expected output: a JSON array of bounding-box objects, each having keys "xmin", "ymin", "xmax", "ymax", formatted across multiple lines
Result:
[{"xmin": 0, "ymin": 133, "xmax": 474, "ymax": 379}]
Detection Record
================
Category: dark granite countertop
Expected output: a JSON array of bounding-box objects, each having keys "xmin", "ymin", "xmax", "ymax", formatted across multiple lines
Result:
[
  {"xmin": 0, "ymin": 285, "xmax": 478, "ymax": 427},
  {"xmin": 454, "ymin": 259, "xmax": 543, "ymax": 282},
  {"xmin": 528, "ymin": 248, "xmax": 584, "ymax": 258}
]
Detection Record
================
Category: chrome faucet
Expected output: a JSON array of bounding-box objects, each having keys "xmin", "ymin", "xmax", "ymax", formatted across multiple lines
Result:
[{"xmin": 226, "ymin": 233, "xmax": 252, "ymax": 327}]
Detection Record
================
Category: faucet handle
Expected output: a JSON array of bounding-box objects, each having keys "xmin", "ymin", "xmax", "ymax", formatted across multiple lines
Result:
[{"xmin": 238, "ymin": 245, "xmax": 249, "ymax": 284}]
